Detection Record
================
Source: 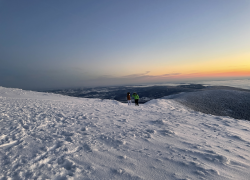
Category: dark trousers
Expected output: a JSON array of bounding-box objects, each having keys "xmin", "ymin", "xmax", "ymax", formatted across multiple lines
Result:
[{"xmin": 135, "ymin": 99, "xmax": 139, "ymax": 106}]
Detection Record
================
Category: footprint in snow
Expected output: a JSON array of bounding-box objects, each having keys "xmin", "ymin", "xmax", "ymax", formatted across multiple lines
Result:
[
  {"xmin": 152, "ymin": 119, "xmax": 166, "ymax": 125},
  {"xmin": 111, "ymin": 168, "xmax": 143, "ymax": 180},
  {"xmin": 226, "ymin": 134, "xmax": 246, "ymax": 142},
  {"xmin": 81, "ymin": 127, "xmax": 88, "ymax": 131},
  {"xmin": 100, "ymin": 135, "xmax": 125, "ymax": 148},
  {"xmin": 146, "ymin": 129, "xmax": 156, "ymax": 134},
  {"xmin": 82, "ymin": 143, "xmax": 98, "ymax": 152},
  {"xmin": 117, "ymin": 155, "xmax": 127, "ymax": 159},
  {"xmin": 61, "ymin": 130, "xmax": 74, "ymax": 136},
  {"xmin": 160, "ymin": 129, "xmax": 176, "ymax": 136}
]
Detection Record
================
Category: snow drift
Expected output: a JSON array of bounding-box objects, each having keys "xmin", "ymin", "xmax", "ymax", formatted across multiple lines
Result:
[{"xmin": 0, "ymin": 86, "xmax": 250, "ymax": 180}]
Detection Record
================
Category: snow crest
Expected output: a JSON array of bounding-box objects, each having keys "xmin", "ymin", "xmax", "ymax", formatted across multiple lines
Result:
[{"xmin": 0, "ymin": 86, "xmax": 250, "ymax": 180}]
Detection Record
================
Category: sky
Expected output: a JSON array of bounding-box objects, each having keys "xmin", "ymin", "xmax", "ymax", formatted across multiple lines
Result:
[{"xmin": 0, "ymin": 0, "xmax": 250, "ymax": 90}]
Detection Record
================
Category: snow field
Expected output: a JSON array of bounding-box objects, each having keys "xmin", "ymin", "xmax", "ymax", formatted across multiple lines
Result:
[{"xmin": 0, "ymin": 86, "xmax": 250, "ymax": 180}]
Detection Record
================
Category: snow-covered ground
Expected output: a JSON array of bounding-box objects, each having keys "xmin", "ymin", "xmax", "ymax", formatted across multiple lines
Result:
[{"xmin": 0, "ymin": 86, "xmax": 250, "ymax": 180}]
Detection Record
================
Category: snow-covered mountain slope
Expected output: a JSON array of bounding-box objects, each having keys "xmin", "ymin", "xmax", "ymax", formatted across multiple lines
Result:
[
  {"xmin": 163, "ymin": 89, "xmax": 250, "ymax": 121},
  {"xmin": 0, "ymin": 87, "xmax": 250, "ymax": 180}
]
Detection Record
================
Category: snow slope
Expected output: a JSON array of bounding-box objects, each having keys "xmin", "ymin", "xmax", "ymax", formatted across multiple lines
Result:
[
  {"xmin": 164, "ymin": 89, "xmax": 250, "ymax": 121},
  {"xmin": 0, "ymin": 86, "xmax": 250, "ymax": 180}
]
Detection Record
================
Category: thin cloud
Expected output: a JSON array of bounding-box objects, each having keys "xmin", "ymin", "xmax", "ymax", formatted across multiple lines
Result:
[
  {"xmin": 161, "ymin": 73, "xmax": 182, "ymax": 77},
  {"xmin": 121, "ymin": 71, "xmax": 151, "ymax": 78}
]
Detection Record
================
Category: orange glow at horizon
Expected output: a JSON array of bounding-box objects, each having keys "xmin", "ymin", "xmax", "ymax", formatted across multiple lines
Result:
[
  {"xmin": 162, "ymin": 70, "xmax": 250, "ymax": 80},
  {"xmin": 113, "ymin": 51, "xmax": 250, "ymax": 80},
  {"xmin": 144, "ymin": 51, "xmax": 250, "ymax": 81}
]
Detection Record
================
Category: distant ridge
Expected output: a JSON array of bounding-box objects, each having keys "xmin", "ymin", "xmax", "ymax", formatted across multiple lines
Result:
[
  {"xmin": 165, "ymin": 87, "xmax": 250, "ymax": 121},
  {"xmin": 45, "ymin": 84, "xmax": 207, "ymax": 104},
  {"xmin": 45, "ymin": 85, "xmax": 250, "ymax": 121}
]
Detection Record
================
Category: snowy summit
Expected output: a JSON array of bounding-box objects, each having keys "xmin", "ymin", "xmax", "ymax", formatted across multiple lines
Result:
[{"xmin": 0, "ymin": 86, "xmax": 250, "ymax": 180}]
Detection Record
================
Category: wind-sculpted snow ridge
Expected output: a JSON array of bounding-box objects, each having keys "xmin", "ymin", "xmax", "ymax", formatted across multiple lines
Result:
[
  {"xmin": 0, "ymin": 86, "xmax": 250, "ymax": 180},
  {"xmin": 165, "ymin": 89, "xmax": 250, "ymax": 121}
]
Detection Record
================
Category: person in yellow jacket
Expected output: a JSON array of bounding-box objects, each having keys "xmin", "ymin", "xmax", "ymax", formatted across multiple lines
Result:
[{"xmin": 132, "ymin": 92, "xmax": 139, "ymax": 106}]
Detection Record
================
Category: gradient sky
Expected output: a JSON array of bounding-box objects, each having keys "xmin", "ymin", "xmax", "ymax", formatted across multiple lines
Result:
[{"xmin": 1, "ymin": 0, "xmax": 250, "ymax": 90}]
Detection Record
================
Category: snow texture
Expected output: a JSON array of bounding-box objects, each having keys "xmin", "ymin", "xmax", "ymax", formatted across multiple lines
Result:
[{"xmin": 0, "ymin": 86, "xmax": 250, "ymax": 180}]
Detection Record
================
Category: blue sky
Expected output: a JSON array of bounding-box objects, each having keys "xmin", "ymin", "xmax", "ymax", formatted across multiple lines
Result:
[{"xmin": 1, "ymin": 0, "xmax": 250, "ymax": 90}]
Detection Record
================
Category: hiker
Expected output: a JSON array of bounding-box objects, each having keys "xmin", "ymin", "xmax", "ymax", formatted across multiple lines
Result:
[
  {"xmin": 132, "ymin": 92, "xmax": 139, "ymax": 106},
  {"xmin": 127, "ymin": 92, "xmax": 132, "ymax": 105}
]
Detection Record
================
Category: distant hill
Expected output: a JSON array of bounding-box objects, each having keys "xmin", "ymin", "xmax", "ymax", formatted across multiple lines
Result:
[{"xmin": 45, "ymin": 84, "xmax": 207, "ymax": 103}]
